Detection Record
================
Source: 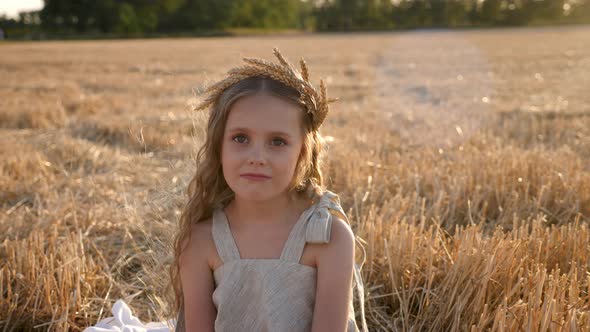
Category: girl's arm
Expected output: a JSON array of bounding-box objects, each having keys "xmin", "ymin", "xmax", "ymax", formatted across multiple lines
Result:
[
  {"xmin": 310, "ymin": 216, "xmax": 356, "ymax": 332},
  {"xmin": 179, "ymin": 220, "xmax": 217, "ymax": 332}
]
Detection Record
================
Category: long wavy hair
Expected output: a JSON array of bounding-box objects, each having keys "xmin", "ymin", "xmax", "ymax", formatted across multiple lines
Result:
[{"xmin": 168, "ymin": 75, "xmax": 328, "ymax": 317}]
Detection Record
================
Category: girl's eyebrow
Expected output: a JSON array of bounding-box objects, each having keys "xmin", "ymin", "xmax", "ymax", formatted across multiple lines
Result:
[{"xmin": 228, "ymin": 127, "xmax": 292, "ymax": 138}]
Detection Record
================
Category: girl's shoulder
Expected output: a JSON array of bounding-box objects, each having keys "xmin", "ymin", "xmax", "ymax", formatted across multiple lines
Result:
[
  {"xmin": 179, "ymin": 217, "xmax": 219, "ymax": 272},
  {"xmin": 324, "ymin": 213, "xmax": 355, "ymax": 248},
  {"xmin": 305, "ymin": 189, "xmax": 353, "ymax": 241}
]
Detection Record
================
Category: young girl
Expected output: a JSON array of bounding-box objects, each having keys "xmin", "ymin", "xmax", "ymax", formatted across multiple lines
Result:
[{"xmin": 171, "ymin": 48, "xmax": 368, "ymax": 332}]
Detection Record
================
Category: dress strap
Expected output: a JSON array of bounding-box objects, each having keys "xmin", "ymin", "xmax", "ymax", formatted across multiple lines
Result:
[
  {"xmin": 211, "ymin": 208, "xmax": 241, "ymax": 262},
  {"xmin": 280, "ymin": 190, "xmax": 349, "ymax": 258},
  {"xmin": 279, "ymin": 203, "xmax": 319, "ymax": 262},
  {"xmin": 305, "ymin": 190, "xmax": 348, "ymax": 243}
]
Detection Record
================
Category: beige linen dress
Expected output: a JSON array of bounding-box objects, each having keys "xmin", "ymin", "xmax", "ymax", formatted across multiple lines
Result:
[{"xmin": 176, "ymin": 190, "xmax": 368, "ymax": 332}]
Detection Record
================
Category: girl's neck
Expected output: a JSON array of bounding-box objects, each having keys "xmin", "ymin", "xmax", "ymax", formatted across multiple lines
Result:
[{"xmin": 227, "ymin": 191, "xmax": 310, "ymax": 227}]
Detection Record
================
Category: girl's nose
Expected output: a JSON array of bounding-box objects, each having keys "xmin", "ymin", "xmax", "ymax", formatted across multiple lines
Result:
[
  {"xmin": 247, "ymin": 146, "xmax": 266, "ymax": 165},
  {"xmin": 247, "ymin": 152, "xmax": 265, "ymax": 165}
]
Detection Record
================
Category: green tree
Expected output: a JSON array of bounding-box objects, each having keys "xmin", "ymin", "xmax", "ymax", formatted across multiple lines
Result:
[
  {"xmin": 116, "ymin": 3, "xmax": 141, "ymax": 33},
  {"xmin": 159, "ymin": 0, "xmax": 234, "ymax": 31},
  {"xmin": 480, "ymin": 0, "xmax": 502, "ymax": 25},
  {"xmin": 27, "ymin": 0, "xmax": 590, "ymax": 37},
  {"xmin": 228, "ymin": 0, "xmax": 302, "ymax": 29}
]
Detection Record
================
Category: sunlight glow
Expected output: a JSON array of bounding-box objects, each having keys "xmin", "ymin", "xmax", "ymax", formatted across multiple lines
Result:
[{"xmin": 0, "ymin": 0, "xmax": 43, "ymax": 18}]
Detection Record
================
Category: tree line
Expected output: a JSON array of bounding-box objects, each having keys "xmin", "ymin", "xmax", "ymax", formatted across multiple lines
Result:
[{"xmin": 1, "ymin": 0, "xmax": 589, "ymax": 39}]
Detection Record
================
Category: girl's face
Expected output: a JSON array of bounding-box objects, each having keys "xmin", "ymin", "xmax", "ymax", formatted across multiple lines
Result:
[{"xmin": 221, "ymin": 93, "xmax": 305, "ymax": 202}]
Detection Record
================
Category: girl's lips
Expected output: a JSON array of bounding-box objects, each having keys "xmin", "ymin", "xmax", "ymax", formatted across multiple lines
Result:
[{"xmin": 240, "ymin": 174, "xmax": 271, "ymax": 181}]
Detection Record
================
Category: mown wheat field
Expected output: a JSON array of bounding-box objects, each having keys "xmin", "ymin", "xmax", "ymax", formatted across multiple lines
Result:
[{"xmin": 1, "ymin": 25, "xmax": 590, "ymax": 331}]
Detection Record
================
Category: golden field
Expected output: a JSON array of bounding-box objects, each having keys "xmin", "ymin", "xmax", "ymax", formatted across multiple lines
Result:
[{"xmin": 1, "ymin": 25, "xmax": 590, "ymax": 331}]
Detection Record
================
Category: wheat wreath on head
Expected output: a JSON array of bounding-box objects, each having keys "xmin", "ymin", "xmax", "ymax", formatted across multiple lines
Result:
[{"xmin": 193, "ymin": 47, "xmax": 338, "ymax": 131}]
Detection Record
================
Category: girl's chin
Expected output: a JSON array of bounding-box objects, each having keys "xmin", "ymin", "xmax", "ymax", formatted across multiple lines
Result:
[
  {"xmin": 235, "ymin": 193, "xmax": 273, "ymax": 202},
  {"xmin": 233, "ymin": 187, "xmax": 285, "ymax": 200}
]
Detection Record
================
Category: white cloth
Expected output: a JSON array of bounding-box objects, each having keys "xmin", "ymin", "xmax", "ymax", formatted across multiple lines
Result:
[{"xmin": 84, "ymin": 299, "xmax": 176, "ymax": 332}]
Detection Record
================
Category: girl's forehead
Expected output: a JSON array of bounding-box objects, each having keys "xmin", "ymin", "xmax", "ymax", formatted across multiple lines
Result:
[{"xmin": 226, "ymin": 95, "xmax": 303, "ymax": 133}]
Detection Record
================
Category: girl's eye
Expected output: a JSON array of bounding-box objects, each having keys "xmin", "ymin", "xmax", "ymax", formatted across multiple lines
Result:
[
  {"xmin": 271, "ymin": 138, "xmax": 287, "ymax": 146},
  {"xmin": 232, "ymin": 135, "xmax": 247, "ymax": 144},
  {"xmin": 231, "ymin": 135, "xmax": 286, "ymax": 146}
]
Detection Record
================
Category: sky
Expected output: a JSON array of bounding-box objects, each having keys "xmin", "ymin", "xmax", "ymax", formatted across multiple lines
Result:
[{"xmin": 0, "ymin": 0, "xmax": 43, "ymax": 18}]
